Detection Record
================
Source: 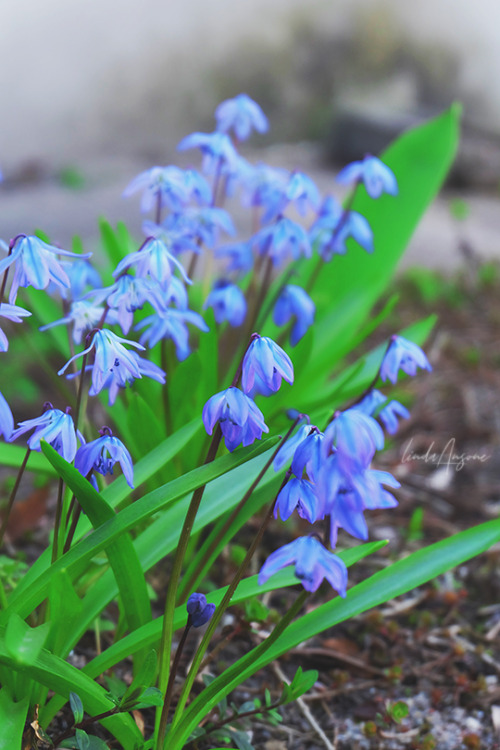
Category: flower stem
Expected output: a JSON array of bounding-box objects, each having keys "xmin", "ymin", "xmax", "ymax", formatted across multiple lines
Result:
[
  {"xmin": 51, "ymin": 477, "xmax": 65, "ymax": 563},
  {"xmin": 156, "ymin": 621, "xmax": 192, "ymax": 743},
  {"xmin": 166, "ymin": 470, "xmax": 292, "ymax": 740},
  {"xmin": 0, "ymin": 447, "xmax": 31, "ymax": 548}
]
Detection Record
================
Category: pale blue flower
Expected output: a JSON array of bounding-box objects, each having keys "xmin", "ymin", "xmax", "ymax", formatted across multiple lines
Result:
[
  {"xmin": 253, "ymin": 217, "xmax": 311, "ymax": 267},
  {"xmin": 310, "ymin": 208, "xmax": 373, "ymax": 259},
  {"xmin": 112, "ymin": 237, "xmax": 191, "ymax": 290},
  {"xmin": 241, "ymin": 335, "xmax": 294, "ymax": 396},
  {"xmin": 123, "ymin": 165, "xmax": 190, "ymax": 213},
  {"xmin": 11, "ymin": 404, "xmax": 84, "ymax": 462},
  {"xmin": 336, "ymin": 155, "xmax": 398, "ymax": 199},
  {"xmin": 204, "ymin": 280, "xmax": 246, "ymax": 327},
  {"xmin": 273, "ymin": 285, "xmax": 315, "ymax": 346},
  {"xmin": 0, "ymin": 235, "xmax": 91, "ymax": 304},
  {"xmin": 135, "ymin": 308, "xmax": 209, "ymax": 360},
  {"xmin": 0, "ymin": 302, "xmax": 31, "ymax": 351},
  {"xmin": 0, "ymin": 391, "xmax": 14, "ymax": 440},
  {"xmin": 215, "ymin": 242, "xmax": 254, "ymax": 277},
  {"xmin": 380, "ymin": 335, "xmax": 432, "ymax": 385},
  {"xmin": 258, "ymin": 536, "xmax": 347, "ymax": 596},
  {"xmin": 186, "ymin": 593, "xmax": 216, "ymax": 627},
  {"xmin": 355, "ymin": 389, "xmax": 387, "ymax": 416},
  {"xmin": 323, "ymin": 408, "xmax": 384, "ymax": 471},
  {"xmin": 379, "ymin": 400, "xmax": 410, "ymax": 435},
  {"xmin": 215, "ymin": 93, "xmax": 268, "ymax": 141},
  {"xmin": 273, "ymin": 423, "xmax": 312, "ymax": 472},
  {"xmin": 177, "ymin": 131, "xmax": 239, "ymax": 174},
  {"xmin": 58, "ymin": 329, "xmax": 166, "ymax": 406},
  {"xmin": 88, "ymin": 275, "xmax": 161, "ymax": 334},
  {"xmin": 285, "ymin": 171, "xmax": 321, "ymax": 215},
  {"xmin": 202, "ymin": 386, "xmax": 269, "ymax": 452},
  {"xmin": 75, "ymin": 427, "xmax": 134, "ymax": 488},
  {"xmin": 58, "ymin": 259, "xmax": 102, "ymax": 300}
]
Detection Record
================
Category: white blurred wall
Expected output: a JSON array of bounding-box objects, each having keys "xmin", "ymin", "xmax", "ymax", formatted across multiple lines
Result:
[{"xmin": 1, "ymin": 0, "xmax": 499, "ymax": 166}]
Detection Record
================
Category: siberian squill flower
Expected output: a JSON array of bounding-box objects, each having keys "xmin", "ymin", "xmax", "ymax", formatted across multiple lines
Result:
[
  {"xmin": 215, "ymin": 93, "xmax": 269, "ymax": 141},
  {"xmin": 180, "ymin": 207, "xmax": 236, "ymax": 248},
  {"xmin": 112, "ymin": 237, "xmax": 192, "ymax": 291},
  {"xmin": 274, "ymin": 478, "xmax": 323, "ymax": 523},
  {"xmin": 75, "ymin": 427, "xmax": 134, "ymax": 488},
  {"xmin": 380, "ymin": 335, "xmax": 432, "ymax": 385},
  {"xmin": 186, "ymin": 593, "xmax": 216, "ymax": 627},
  {"xmin": 258, "ymin": 536, "xmax": 347, "ymax": 596},
  {"xmin": 177, "ymin": 131, "xmax": 239, "ymax": 174},
  {"xmin": 204, "ymin": 280, "xmax": 246, "ymax": 327},
  {"xmin": 241, "ymin": 335, "xmax": 294, "ymax": 396},
  {"xmin": 273, "ymin": 285, "xmax": 315, "ymax": 346},
  {"xmin": 0, "ymin": 391, "xmax": 14, "ymax": 440},
  {"xmin": 58, "ymin": 329, "xmax": 166, "ymax": 406},
  {"xmin": 253, "ymin": 217, "xmax": 311, "ymax": 267},
  {"xmin": 202, "ymin": 386, "xmax": 269, "ymax": 452},
  {"xmin": 88, "ymin": 275, "xmax": 161, "ymax": 335},
  {"xmin": 0, "ymin": 235, "xmax": 91, "ymax": 304},
  {"xmin": 336, "ymin": 155, "xmax": 398, "ymax": 199},
  {"xmin": 310, "ymin": 197, "xmax": 373, "ymax": 259},
  {"xmin": 11, "ymin": 404, "xmax": 84, "ymax": 462},
  {"xmin": 273, "ymin": 423, "xmax": 312, "ymax": 472},
  {"xmin": 323, "ymin": 408, "xmax": 384, "ymax": 471},
  {"xmin": 285, "ymin": 171, "xmax": 321, "ymax": 215},
  {"xmin": 39, "ymin": 299, "xmax": 115, "ymax": 344},
  {"xmin": 135, "ymin": 308, "xmax": 209, "ymax": 360},
  {"xmin": 215, "ymin": 241, "xmax": 254, "ymax": 277},
  {"xmin": 0, "ymin": 302, "xmax": 31, "ymax": 351},
  {"xmin": 123, "ymin": 166, "xmax": 190, "ymax": 213},
  {"xmin": 56, "ymin": 259, "xmax": 102, "ymax": 300},
  {"xmin": 379, "ymin": 400, "xmax": 411, "ymax": 435}
]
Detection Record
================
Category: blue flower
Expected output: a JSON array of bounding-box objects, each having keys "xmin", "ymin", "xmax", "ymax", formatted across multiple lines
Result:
[
  {"xmin": 285, "ymin": 171, "xmax": 321, "ymax": 215},
  {"xmin": 310, "ymin": 208, "xmax": 373, "ymax": 259},
  {"xmin": 380, "ymin": 335, "xmax": 432, "ymax": 385},
  {"xmin": 112, "ymin": 237, "xmax": 192, "ymax": 291},
  {"xmin": 355, "ymin": 389, "xmax": 387, "ymax": 415},
  {"xmin": 186, "ymin": 593, "xmax": 216, "ymax": 627},
  {"xmin": 177, "ymin": 131, "xmax": 239, "ymax": 174},
  {"xmin": 123, "ymin": 165, "xmax": 191, "ymax": 213},
  {"xmin": 215, "ymin": 242, "xmax": 254, "ymax": 277},
  {"xmin": 75, "ymin": 427, "xmax": 134, "ymax": 488},
  {"xmin": 379, "ymin": 400, "xmax": 410, "ymax": 435},
  {"xmin": 204, "ymin": 280, "xmax": 246, "ymax": 327},
  {"xmin": 0, "ymin": 391, "xmax": 14, "ymax": 440},
  {"xmin": 0, "ymin": 302, "xmax": 31, "ymax": 351},
  {"xmin": 215, "ymin": 93, "xmax": 268, "ymax": 141},
  {"xmin": 242, "ymin": 163, "xmax": 289, "ymax": 223},
  {"xmin": 181, "ymin": 207, "xmax": 236, "ymax": 248},
  {"xmin": 274, "ymin": 478, "xmax": 323, "ymax": 523},
  {"xmin": 0, "ymin": 235, "xmax": 91, "ymax": 304},
  {"xmin": 241, "ymin": 335, "xmax": 294, "ymax": 396},
  {"xmin": 272, "ymin": 423, "xmax": 312, "ymax": 472},
  {"xmin": 253, "ymin": 217, "xmax": 311, "ymax": 267},
  {"xmin": 202, "ymin": 387, "xmax": 269, "ymax": 452},
  {"xmin": 291, "ymin": 427, "xmax": 325, "ymax": 482},
  {"xmin": 258, "ymin": 536, "xmax": 347, "ymax": 596},
  {"xmin": 323, "ymin": 408, "xmax": 384, "ymax": 471},
  {"xmin": 39, "ymin": 299, "xmax": 115, "ymax": 345},
  {"xmin": 58, "ymin": 329, "xmax": 166, "ymax": 406},
  {"xmin": 136, "ymin": 308, "xmax": 209, "ymax": 360},
  {"xmin": 11, "ymin": 404, "xmax": 84, "ymax": 462},
  {"xmin": 273, "ymin": 285, "xmax": 315, "ymax": 346},
  {"xmin": 52, "ymin": 259, "xmax": 102, "ymax": 301},
  {"xmin": 336, "ymin": 155, "xmax": 398, "ymax": 199}
]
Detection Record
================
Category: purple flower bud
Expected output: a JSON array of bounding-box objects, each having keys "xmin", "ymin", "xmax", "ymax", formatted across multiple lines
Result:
[{"xmin": 186, "ymin": 593, "xmax": 216, "ymax": 627}]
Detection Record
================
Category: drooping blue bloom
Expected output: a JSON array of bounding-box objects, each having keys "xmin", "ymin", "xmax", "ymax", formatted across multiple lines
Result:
[
  {"xmin": 0, "ymin": 391, "xmax": 14, "ymax": 440},
  {"xmin": 274, "ymin": 478, "xmax": 323, "ymax": 523},
  {"xmin": 253, "ymin": 217, "xmax": 311, "ymax": 267},
  {"xmin": 273, "ymin": 423, "xmax": 312, "ymax": 472},
  {"xmin": 336, "ymin": 155, "xmax": 398, "ymax": 199},
  {"xmin": 273, "ymin": 285, "xmax": 315, "ymax": 346},
  {"xmin": 186, "ymin": 593, "xmax": 216, "ymax": 628},
  {"xmin": 241, "ymin": 335, "xmax": 294, "ymax": 396},
  {"xmin": 40, "ymin": 299, "xmax": 109, "ymax": 345},
  {"xmin": 112, "ymin": 237, "xmax": 192, "ymax": 291},
  {"xmin": 204, "ymin": 280, "xmax": 246, "ymax": 327},
  {"xmin": 258, "ymin": 536, "xmax": 347, "ymax": 596},
  {"xmin": 291, "ymin": 427, "xmax": 325, "ymax": 483},
  {"xmin": 242, "ymin": 163, "xmax": 289, "ymax": 223},
  {"xmin": 355, "ymin": 389, "xmax": 387, "ymax": 416},
  {"xmin": 379, "ymin": 399, "xmax": 411, "ymax": 435},
  {"xmin": 177, "ymin": 131, "xmax": 239, "ymax": 174},
  {"xmin": 11, "ymin": 404, "xmax": 84, "ymax": 462},
  {"xmin": 181, "ymin": 207, "xmax": 236, "ymax": 248},
  {"xmin": 351, "ymin": 469, "xmax": 400, "ymax": 511},
  {"xmin": 215, "ymin": 93, "xmax": 269, "ymax": 141},
  {"xmin": 88, "ymin": 275, "xmax": 161, "ymax": 335},
  {"xmin": 58, "ymin": 329, "xmax": 166, "ymax": 406},
  {"xmin": 380, "ymin": 335, "xmax": 432, "ymax": 385},
  {"xmin": 135, "ymin": 308, "xmax": 209, "ymax": 360},
  {"xmin": 215, "ymin": 241, "xmax": 254, "ymax": 277},
  {"xmin": 0, "ymin": 235, "xmax": 91, "ymax": 304},
  {"xmin": 285, "ymin": 171, "xmax": 321, "ymax": 215},
  {"xmin": 123, "ymin": 165, "xmax": 191, "ymax": 213},
  {"xmin": 51, "ymin": 259, "xmax": 102, "ymax": 301},
  {"xmin": 323, "ymin": 408, "xmax": 384, "ymax": 471},
  {"xmin": 202, "ymin": 386, "xmax": 269, "ymax": 452},
  {"xmin": 310, "ymin": 208, "xmax": 373, "ymax": 260},
  {"xmin": 75, "ymin": 427, "xmax": 134, "ymax": 488},
  {"xmin": 0, "ymin": 302, "xmax": 31, "ymax": 351}
]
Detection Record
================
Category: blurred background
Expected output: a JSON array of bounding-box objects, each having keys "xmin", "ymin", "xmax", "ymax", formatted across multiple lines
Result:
[{"xmin": 1, "ymin": 0, "xmax": 500, "ymax": 265}]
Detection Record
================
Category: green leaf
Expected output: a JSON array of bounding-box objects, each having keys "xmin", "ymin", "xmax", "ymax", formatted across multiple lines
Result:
[
  {"xmin": 70, "ymin": 691, "xmax": 85, "ymax": 724},
  {"xmin": 284, "ymin": 667, "xmax": 318, "ymax": 703},
  {"xmin": 0, "ymin": 687, "xmax": 29, "ymax": 749},
  {"xmin": 5, "ymin": 613, "xmax": 49, "ymax": 666}
]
